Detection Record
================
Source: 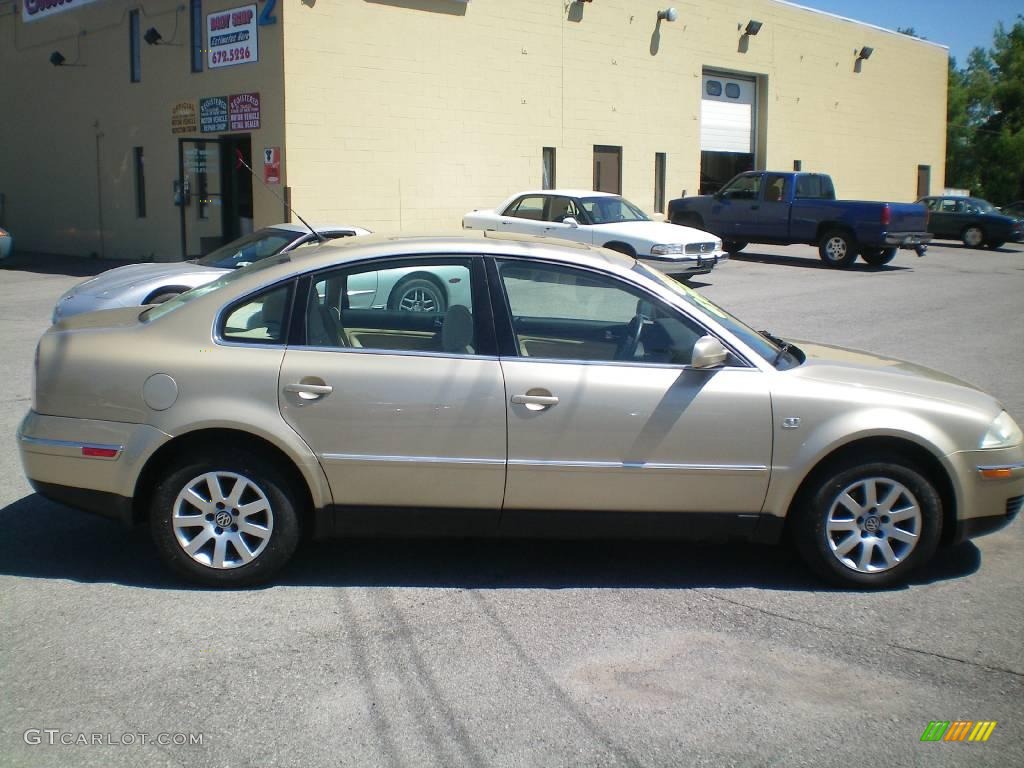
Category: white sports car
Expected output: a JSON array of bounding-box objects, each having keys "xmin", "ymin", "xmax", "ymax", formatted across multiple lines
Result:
[{"xmin": 463, "ymin": 189, "xmax": 726, "ymax": 277}]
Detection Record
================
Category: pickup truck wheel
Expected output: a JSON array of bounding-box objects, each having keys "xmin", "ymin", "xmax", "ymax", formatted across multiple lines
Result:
[
  {"xmin": 860, "ymin": 247, "xmax": 897, "ymax": 266},
  {"xmin": 961, "ymin": 226, "xmax": 985, "ymax": 248},
  {"xmin": 723, "ymin": 240, "xmax": 747, "ymax": 255},
  {"xmin": 818, "ymin": 230, "xmax": 859, "ymax": 268}
]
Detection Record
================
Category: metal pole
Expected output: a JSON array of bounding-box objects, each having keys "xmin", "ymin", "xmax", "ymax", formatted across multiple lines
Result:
[{"xmin": 94, "ymin": 121, "xmax": 106, "ymax": 258}]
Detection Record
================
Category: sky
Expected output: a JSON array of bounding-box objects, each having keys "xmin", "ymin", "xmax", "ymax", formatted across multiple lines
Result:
[{"xmin": 790, "ymin": 0, "xmax": 1022, "ymax": 65}]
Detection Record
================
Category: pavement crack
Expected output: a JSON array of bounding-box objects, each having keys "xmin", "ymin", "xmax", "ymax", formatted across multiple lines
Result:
[{"xmin": 695, "ymin": 589, "xmax": 1024, "ymax": 679}]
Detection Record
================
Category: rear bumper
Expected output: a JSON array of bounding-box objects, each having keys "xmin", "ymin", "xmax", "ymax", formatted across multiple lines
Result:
[
  {"xmin": 29, "ymin": 480, "xmax": 135, "ymax": 526},
  {"xmin": 884, "ymin": 232, "xmax": 933, "ymax": 248}
]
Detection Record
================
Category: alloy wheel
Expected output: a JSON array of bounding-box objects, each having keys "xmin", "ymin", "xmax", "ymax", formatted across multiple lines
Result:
[{"xmin": 824, "ymin": 476, "xmax": 922, "ymax": 573}]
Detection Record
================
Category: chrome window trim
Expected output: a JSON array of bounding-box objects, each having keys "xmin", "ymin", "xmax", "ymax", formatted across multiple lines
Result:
[
  {"xmin": 291, "ymin": 345, "xmax": 500, "ymax": 362},
  {"xmin": 497, "ymin": 356, "xmax": 756, "ymax": 372},
  {"xmin": 322, "ymin": 453, "xmax": 504, "ymax": 466}
]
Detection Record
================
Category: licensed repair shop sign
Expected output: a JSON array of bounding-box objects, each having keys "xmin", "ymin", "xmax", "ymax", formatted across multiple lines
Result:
[{"xmin": 207, "ymin": 4, "xmax": 258, "ymax": 69}]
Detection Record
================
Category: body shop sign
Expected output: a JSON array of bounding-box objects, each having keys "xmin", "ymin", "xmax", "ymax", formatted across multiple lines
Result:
[
  {"xmin": 207, "ymin": 4, "xmax": 258, "ymax": 69},
  {"xmin": 229, "ymin": 93, "xmax": 261, "ymax": 130}
]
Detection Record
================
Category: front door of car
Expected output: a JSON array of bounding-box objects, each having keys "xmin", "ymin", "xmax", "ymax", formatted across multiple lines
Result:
[
  {"xmin": 491, "ymin": 259, "xmax": 773, "ymax": 515},
  {"xmin": 278, "ymin": 256, "xmax": 507, "ymax": 515},
  {"xmin": 708, "ymin": 174, "xmax": 762, "ymax": 238},
  {"xmin": 542, "ymin": 195, "xmax": 593, "ymax": 246}
]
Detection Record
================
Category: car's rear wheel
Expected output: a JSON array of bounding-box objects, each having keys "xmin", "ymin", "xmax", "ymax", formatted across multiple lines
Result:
[
  {"xmin": 961, "ymin": 225, "xmax": 985, "ymax": 248},
  {"xmin": 818, "ymin": 229, "xmax": 859, "ymax": 268},
  {"xmin": 150, "ymin": 450, "xmax": 301, "ymax": 587},
  {"xmin": 722, "ymin": 240, "xmax": 747, "ymax": 255},
  {"xmin": 387, "ymin": 275, "xmax": 448, "ymax": 313},
  {"xmin": 793, "ymin": 459, "xmax": 941, "ymax": 588},
  {"xmin": 860, "ymin": 247, "xmax": 897, "ymax": 266}
]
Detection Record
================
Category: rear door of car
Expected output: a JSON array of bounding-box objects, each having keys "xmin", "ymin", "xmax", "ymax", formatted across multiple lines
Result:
[
  {"xmin": 277, "ymin": 255, "xmax": 508, "ymax": 522},
  {"xmin": 489, "ymin": 257, "xmax": 773, "ymax": 520},
  {"xmin": 497, "ymin": 194, "xmax": 550, "ymax": 237}
]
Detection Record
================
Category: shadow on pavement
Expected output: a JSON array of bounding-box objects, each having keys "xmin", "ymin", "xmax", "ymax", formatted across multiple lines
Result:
[
  {"xmin": 0, "ymin": 493, "xmax": 981, "ymax": 591},
  {"xmin": 729, "ymin": 251, "xmax": 912, "ymax": 272},
  {"xmin": 0, "ymin": 252, "xmax": 136, "ymax": 278}
]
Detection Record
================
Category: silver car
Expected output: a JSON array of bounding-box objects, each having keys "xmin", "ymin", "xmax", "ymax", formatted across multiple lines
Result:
[
  {"xmin": 18, "ymin": 232, "xmax": 1023, "ymax": 588},
  {"xmin": 51, "ymin": 223, "xmax": 370, "ymax": 323}
]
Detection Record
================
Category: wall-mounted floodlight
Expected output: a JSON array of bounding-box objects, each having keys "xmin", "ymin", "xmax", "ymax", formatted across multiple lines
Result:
[
  {"xmin": 49, "ymin": 51, "xmax": 66, "ymax": 66},
  {"xmin": 144, "ymin": 27, "xmax": 163, "ymax": 45},
  {"xmin": 657, "ymin": 8, "xmax": 678, "ymax": 22},
  {"xmin": 744, "ymin": 20, "xmax": 763, "ymax": 36},
  {"xmin": 858, "ymin": 46, "xmax": 874, "ymax": 60}
]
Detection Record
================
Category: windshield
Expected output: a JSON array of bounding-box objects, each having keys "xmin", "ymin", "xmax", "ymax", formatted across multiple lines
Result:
[
  {"xmin": 142, "ymin": 252, "xmax": 294, "ymax": 323},
  {"xmin": 193, "ymin": 228, "xmax": 298, "ymax": 269},
  {"xmin": 579, "ymin": 196, "xmax": 650, "ymax": 224},
  {"xmin": 633, "ymin": 263, "xmax": 799, "ymax": 367}
]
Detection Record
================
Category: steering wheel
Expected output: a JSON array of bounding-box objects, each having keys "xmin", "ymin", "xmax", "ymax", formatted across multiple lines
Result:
[{"xmin": 616, "ymin": 314, "xmax": 645, "ymax": 360}]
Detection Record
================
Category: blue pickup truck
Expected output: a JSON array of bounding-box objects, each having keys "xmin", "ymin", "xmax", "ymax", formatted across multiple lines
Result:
[{"xmin": 668, "ymin": 171, "xmax": 932, "ymax": 268}]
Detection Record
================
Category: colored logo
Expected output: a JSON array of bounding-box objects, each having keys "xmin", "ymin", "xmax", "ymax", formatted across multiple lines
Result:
[{"xmin": 920, "ymin": 721, "xmax": 997, "ymax": 742}]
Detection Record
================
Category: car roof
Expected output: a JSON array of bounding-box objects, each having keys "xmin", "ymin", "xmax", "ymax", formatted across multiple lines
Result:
[
  {"xmin": 509, "ymin": 189, "xmax": 619, "ymax": 199},
  {"xmin": 235, "ymin": 230, "xmax": 638, "ymax": 290}
]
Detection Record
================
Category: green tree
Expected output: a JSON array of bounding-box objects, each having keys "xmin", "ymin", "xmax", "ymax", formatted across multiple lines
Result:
[{"xmin": 946, "ymin": 16, "xmax": 1024, "ymax": 203}]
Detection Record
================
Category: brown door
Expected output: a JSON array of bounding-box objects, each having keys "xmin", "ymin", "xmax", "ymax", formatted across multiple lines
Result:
[
  {"xmin": 593, "ymin": 145, "xmax": 622, "ymax": 194},
  {"xmin": 917, "ymin": 165, "xmax": 931, "ymax": 199}
]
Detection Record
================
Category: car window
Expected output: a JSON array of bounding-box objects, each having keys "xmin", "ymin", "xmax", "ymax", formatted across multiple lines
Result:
[
  {"xmin": 578, "ymin": 196, "xmax": 649, "ymax": 224},
  {"xmin": 922, "ymin": 198, "xmax": 940, "ymax": 212},
  {"xmin": 718, "ymin": 175, "xmax": 761, "ymax": 201},
  {"xmin": 506, "ymin": 196, "xmax": 546, "ymax": 221},
  {"xmin": 546, "ymin": 196, "xmax": 582, "ymax": 223},
  {"xmin": 941, "ymin": 199, "xmax": 961, "ymax": 213},
  {"xmin": 300, "ymin": 259, "xmax": 482, "ymax": 356},
  {"xmin": 764, "ymin": 175, "xmax": 787, "ymax": 202},
  {"xmin": 220, "ymin": 284, "xmax": 293, "ymax": 344},
  {"xmin": 194, "ymin": 229, "xmax": 296, "ymax": 268},
  {"xmin": 496, "ymin": 260, "xmax": 706, "ymax": 365}
]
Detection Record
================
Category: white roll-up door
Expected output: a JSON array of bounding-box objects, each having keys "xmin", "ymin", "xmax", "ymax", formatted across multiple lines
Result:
[{"xmin": 700, "ymin": 74, "xmax": 756, "ymax": 154}]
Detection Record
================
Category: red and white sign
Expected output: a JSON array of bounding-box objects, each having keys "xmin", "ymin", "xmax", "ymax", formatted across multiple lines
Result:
[
  {"xmin": 23, "ymin": 0, "xmax": 101, "ymax": 24},
  {"xmin": 229, "ymin": 92, "xmax": 261, "ymax": 131},
  {"xmin": 263, "ymin": 147, "xmax": 281, "ymax": 185},
  {"xmin": 207, "ymin": 4, "xmax": 258, "ymax": 69}
]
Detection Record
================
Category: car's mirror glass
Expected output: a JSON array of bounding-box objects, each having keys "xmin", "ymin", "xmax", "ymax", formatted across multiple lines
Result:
[{"xmin": 690, "ymin": 335, "xmax": 728, "ymax": 369}]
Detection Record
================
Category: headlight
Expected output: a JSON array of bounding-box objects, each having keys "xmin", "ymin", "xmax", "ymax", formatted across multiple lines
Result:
[
  {"xmin": 980, "ymin": 411, "xmax": 1023, "ymax": 449},
  {"xmin": 714, "ymin": 239, "xmax": 723, "ymax": 251},
  {"xmin": 651, "ymin": 244, "xmax": 685, "ymax": 256}
]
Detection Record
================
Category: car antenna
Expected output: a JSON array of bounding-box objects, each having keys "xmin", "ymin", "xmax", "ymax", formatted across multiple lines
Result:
[{"xmin": 233, "ymin": 150, "xmax": 324, "ymax": 243}]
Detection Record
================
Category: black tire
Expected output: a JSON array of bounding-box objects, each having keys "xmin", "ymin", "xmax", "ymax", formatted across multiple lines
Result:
[
  {"xmin": 149, "ymin": 449, "xmax": 301, "ymax": 587},
  {"xmin": 961, "ymin": 225, "xmax": 985, "ymax": 248},
  {"xmin": 145, "ymin": 290, "xmax": 184, "ymax": 305},
  {"xmin": 792, "ymin": 459, "xmax": 942, "ymax": 588},
  {"xmin": 387, "ymin": 275, "xmax": 448, "ymax": 313},
  {"xmin": 860, "ymin": 247, "xmax": 897, "ymax": 266},
  {"xmin": 818, "ymin": 229, "xmax": 859, "ymax": 268},
  {"xmin": 722, "ymin": 240, "xmax": 747, "ymax": 255},
  {"xmin": 602, "ymin": 242, "xmax": 636, "ymax": 257},
  {"xmin": 986, "ymin": 240, "xmax": 1005, "ymax": 250}
]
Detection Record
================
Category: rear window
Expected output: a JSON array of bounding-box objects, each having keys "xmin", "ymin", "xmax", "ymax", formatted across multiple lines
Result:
[{"xmin": 794, "ymin": 175, "xmax": 835, "ymax": 200}]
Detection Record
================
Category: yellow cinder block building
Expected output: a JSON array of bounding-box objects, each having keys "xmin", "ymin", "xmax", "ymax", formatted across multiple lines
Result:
[{"xmin": 0, "ymin": 0, "xmax": 948, "ymax": 261}]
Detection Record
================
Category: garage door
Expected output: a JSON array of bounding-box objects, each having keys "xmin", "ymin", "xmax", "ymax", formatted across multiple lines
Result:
[{"xmin": 700, "ymin": 74, "xmax": 755, "ymax": 153}]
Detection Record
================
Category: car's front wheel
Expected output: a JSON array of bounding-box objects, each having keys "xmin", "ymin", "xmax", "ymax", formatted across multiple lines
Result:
[
  {"xmin": 793, "ymin": 459, "xmax": 941, "ymax": 588},
  {"xmin": 150, "ymin": 450, "xmax": 301, "ymax": 587},
  {"xmin": 722, "ymin": 240, "xmax": 747, "ymax": 255}
]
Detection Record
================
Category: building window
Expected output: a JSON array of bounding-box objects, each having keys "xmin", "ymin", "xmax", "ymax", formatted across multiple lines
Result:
[
  {"xmin": 134, "ymin": 147, "xmax": 146, "ymax": 218},
  {"xmin": 705, "ymin": 80, "xmax": 722, "ymax": 97},
  {"xmin": 725, "ymin": 83, "xmax": 741, "ymax": 99},
  {"xmin": 542, "ymin": 147, "xmax": 556, "ymax": 190},
  {"xmin": 129, "ymin": 9, "xmax": 141, "ymax": 82},
  {"xmin": 654, "ymin": 153, "xmax": 666, "ymax": 213},
  {"xmin": 917, "ymin": 165, "xmax": 931, "ymax": 198},
  {"xmin": 190, "ymin": 0, "xmax": 203, "ymax": 73},
  {"xmin": 593, "ymin": 145, "xmax": 622, "ymax": 194},
  {"xmin": 793, "ymin": 160, "xmax": 802, "ymax": 171}
]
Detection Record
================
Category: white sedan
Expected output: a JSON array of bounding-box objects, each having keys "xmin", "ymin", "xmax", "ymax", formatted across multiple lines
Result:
[{"xmin": 463, "ymin": 189, "xmax": 725, "ymax": 277}]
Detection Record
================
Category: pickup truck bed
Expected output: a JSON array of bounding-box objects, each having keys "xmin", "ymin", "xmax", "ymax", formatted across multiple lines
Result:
[{"xmin": 668, "ymin": 172, "xmax": 931, "ymax": 268}]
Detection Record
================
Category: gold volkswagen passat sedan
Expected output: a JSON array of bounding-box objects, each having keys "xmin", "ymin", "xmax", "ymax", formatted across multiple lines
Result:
[{"xmin": 18, "ymin": 232, "xmax": 1024, "ymax": 587}]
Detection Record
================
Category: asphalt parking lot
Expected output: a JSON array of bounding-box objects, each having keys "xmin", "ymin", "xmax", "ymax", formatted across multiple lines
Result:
[{"xmin": 1, "ymin": 241, "xmax": 1022, "ymax": 767}]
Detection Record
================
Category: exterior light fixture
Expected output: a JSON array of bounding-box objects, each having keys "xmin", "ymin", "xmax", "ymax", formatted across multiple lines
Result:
[
  {"xmin": 144, "ymin": 27, "xmax": 163, "ymax": 45},
  {"xmin": 657, "ymin": 8, "xmax": 678, "ymax": 22},
  {"xmin": 744, "ymin": 20, "xmax": 763, "ymax": 36},
  {"xmin": 49, "ymin": 51, "xmax": 66, "ymax": 66},
  {"xmin": 858, "ymin": 46, "xmax": 874, "ymax": 60}
]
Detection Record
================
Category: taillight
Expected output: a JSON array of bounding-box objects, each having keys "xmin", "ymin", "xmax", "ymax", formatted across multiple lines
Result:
[{"xmin": 880, "ymin": 204, "xmax": 891, "ymax": 226}]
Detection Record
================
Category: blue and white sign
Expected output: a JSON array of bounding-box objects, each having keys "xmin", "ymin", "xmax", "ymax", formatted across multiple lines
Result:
[{"xmin": 207, "ymin": 4, "xmax": 259, "ymax": 69}]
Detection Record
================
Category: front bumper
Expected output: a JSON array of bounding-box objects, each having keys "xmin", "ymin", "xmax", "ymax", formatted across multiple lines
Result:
[
  {"xmin": 641, "ymin": 252, "xmax": 727, "ymax": 276},
  {"xmin": 18, "ymin": 411, "xmax": 171, "ymax": 525},
  {"xmin": 944, "ymin": 447, "xmax": 1024, "ymax": 544}
]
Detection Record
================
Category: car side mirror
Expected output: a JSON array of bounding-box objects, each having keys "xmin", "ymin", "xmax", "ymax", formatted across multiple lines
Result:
[
  {"xmin": 690, "ymin": 335, "xmax": 728, "ymax": 369},
  {"xmin": 562, "ymin": 216, "xmax": 580, "ymax": 228}
]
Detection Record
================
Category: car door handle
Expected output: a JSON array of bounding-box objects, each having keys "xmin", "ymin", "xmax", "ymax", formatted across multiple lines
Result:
[
  {"xmin": 511, "ymin": 393, "xmax": 559, "ymax": 410},
  {"xmin": 285, "ymin": 382, "xmax": 334, "ymax": 400}
]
